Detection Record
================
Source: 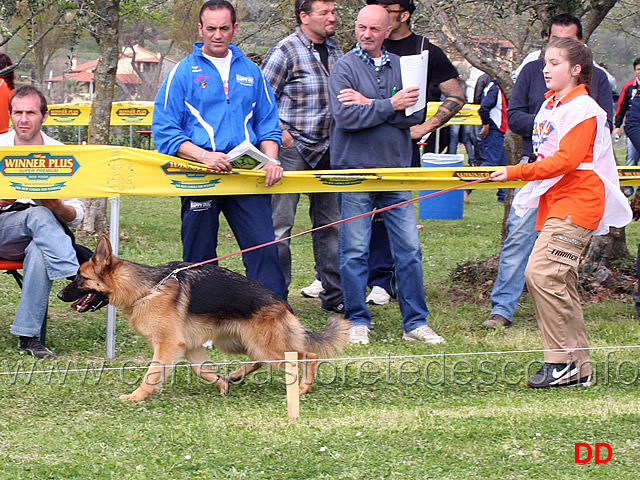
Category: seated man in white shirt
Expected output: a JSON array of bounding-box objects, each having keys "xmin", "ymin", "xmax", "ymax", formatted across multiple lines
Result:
[{"xmin": 0, "ymin": 86, "xmax": 88, "ymax": 358}]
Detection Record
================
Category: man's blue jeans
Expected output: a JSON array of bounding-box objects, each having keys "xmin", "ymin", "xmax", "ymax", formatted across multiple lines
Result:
[
  {"xmin": 489, "ymin": 202, "xmax": 538, "ymax": 322},
  {"xmin": 367, "ymin": 213, "xmax": 397, "ymax": 297},
  {"xmin": 0, "ymin": 207, "xmax": 79, "ymax": 337},
  {"xmin": 271, "ymin": 146, "xmax": 342, "ymax": 309},
  {"xmin": 448, "ymin": 124, "xmax": 475, "ymax": 164},
  {"xmin": 338, "ymin": 191, "xmax": 429, "ymax": 332},
  {"xmin": 625, "ymin": 137, "xmax": 639, "ymax": 166}
]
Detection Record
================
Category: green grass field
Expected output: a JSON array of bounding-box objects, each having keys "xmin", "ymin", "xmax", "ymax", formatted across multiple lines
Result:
[{"xmin": 1, "ymin": 189, "xmax": 639, "ymax": 479}]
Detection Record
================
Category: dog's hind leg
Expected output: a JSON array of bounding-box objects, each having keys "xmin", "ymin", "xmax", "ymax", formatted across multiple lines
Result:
[
  {"xmin": 185, "ymin": 347, "xmax": 230, "ymax": 395},
  {"xmin": 227, "ymin": 361, "xmax": 264, "ymax": 385},
  {"xmin": 298, "ymin": 352, "xmax": 318, "ymax": 395},
  {"xmin": 120, "ymin": 342, "xmax": 185, "ymax": 401}
]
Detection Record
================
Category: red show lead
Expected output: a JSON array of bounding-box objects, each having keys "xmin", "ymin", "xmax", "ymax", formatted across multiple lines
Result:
[
  {"xmin": 194, "ymin": 176, "xmax": 491, "ymax": 266},
  {"xmin": 150, "ymin": 176, "xmax": 492, "ymax": 289}
]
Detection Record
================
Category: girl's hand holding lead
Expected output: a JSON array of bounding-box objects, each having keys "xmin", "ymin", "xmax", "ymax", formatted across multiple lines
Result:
[{"xmin": 490, "ymin": 168, "xmax": 509, "ymax": 183}]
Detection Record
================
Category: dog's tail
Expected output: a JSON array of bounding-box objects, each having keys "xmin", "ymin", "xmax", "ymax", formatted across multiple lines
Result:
[{"xmin": 303, "ymin": 314, "xmax": 350, "ymax": 358}]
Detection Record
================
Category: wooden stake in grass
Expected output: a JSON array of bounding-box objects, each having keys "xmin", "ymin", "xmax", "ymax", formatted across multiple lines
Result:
[{"xmin": 284, "ymin": 351, "xmax": 300, "ymax": 419}]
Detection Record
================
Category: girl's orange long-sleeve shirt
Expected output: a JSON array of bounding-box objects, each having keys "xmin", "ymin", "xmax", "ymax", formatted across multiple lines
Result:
[
  {"xmin": 506, "ymin": 85, "xmax": 604, "ymax": 231},
  {"xmin": 0, "ymin": 78, "xmax": 13, "ymax": 134}
]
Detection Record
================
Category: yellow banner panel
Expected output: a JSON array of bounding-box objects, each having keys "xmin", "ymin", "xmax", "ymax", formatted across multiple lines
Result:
[
  {"xmin": 10, "ymin": 102, "xmax": 156, "ymax": 127},
  {"xmin": 107, "ymin": 102, "xmax": 154, "ymax": 126},
  {"xmin": 32, "ymin": 101, "xmax": 479, "ymax": 126},
  {"xmin": 426, "ymin": 103, "xmax": 482, "ymax": 125},
  {"xmin": 45, "ymin": 103, "xmax": 92, "ymax": 125},
  {"xmin": 1, "ymin": 145, "xmax": 639, "ymax": 199}
]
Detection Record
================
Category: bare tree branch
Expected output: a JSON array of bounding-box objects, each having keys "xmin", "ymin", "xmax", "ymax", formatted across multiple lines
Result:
[
  {"xmin": 4, "ymin": 11, "xmax": 67, "ymax": 72},
  {"xmin": 425, "ymin": 3, "xmax": 515, "ymax": 97},
  {"xmin": 0, "ymin": 3, "xmax": 64, "ymax": 48}
]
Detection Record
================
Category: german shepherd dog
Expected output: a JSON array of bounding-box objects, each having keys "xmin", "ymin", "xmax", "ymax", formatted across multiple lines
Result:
[{"xmin": 58, "ymin": 235, "xmax": 349, "ymax": 401}]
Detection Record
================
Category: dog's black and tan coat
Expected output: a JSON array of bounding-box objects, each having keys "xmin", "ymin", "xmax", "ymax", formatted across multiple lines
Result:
[{"xmin": 59, "ymin": 235, "xmax": 349, "ymax": 400}]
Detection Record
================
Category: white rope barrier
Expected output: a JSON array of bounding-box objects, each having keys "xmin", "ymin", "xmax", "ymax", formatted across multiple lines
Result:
[
  {"xmin": 5, "ymin": 344, "xmax": 639, "ymax": 419},
  {"xmin": 2, "ymin": 343, "xmax": 640, "ymax": 377}
]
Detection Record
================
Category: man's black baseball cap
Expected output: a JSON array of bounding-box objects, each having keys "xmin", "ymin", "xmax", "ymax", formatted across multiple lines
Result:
[{"xmin": 366, "ymin": 0, "xmax": 416, "ymax": 14}]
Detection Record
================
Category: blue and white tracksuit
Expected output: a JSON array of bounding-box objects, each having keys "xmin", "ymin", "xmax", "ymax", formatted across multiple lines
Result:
[{"xmin": 153, "ymin": 42, "xmax": 287, "ymax": 301}]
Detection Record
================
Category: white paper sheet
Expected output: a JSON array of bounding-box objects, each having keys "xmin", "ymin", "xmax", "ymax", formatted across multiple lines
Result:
[{"xmin": 400, "ymin": 51, "xmax": 429, "ymax": 116}]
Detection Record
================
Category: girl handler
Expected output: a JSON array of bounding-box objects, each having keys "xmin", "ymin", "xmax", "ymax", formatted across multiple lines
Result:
[
  {"xmin": 491, "ymin": 37, "xmax": 631, "ymax": 388},
  {"xmin": 0, "ymin": 53, "xmax": 15, "ymax": 133}
]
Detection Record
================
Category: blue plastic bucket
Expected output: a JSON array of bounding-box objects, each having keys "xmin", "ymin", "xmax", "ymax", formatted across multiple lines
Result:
[{"xmin": 419, "ymin": 153, "xmax": 464, "ymax": 220}]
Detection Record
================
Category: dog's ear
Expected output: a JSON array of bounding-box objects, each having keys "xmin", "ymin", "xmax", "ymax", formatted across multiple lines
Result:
[{"xmin": 93, "ymin": 234, "xmax": 113, "ymax": 272}]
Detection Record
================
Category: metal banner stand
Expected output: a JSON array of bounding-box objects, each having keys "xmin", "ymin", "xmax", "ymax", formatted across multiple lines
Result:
[{"xmin": 106, "ymin": 196, "xmax": 120, "ymax": 360}]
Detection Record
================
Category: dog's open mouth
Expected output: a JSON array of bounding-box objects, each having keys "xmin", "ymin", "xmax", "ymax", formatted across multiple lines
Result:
[
  {"xmin": 70, "ymin": 292, "xmax": 109, "ymax": 312},
  {"xmin": 58, "ymin": 281, "xmax": 109, "ymax": 313}
]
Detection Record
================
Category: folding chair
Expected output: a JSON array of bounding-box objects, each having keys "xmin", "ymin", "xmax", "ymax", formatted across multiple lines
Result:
[{"xmin": 0, "ymin": 259, "xmax": 48, "ymax": 345}]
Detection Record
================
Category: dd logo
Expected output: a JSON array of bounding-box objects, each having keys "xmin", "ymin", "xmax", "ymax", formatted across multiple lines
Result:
[{"xmin": 574, "ymin": 443, "xmax": 612, "ymax": 464}]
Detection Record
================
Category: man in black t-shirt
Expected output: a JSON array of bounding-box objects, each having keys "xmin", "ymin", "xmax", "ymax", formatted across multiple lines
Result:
[
  {"xmin": 383, "ymin": 29, "xmax": 460, "ymax": 103},
  {"xmin": 363, "ymin": 0, "xmax": 465, "ymax": 306},
  {"xmin": 368, "ymin": 0, "xmax": 464, "ymax": 160}
]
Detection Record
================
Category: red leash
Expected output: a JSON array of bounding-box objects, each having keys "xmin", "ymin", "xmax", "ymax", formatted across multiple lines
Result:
[
  {"xmin": 151, "ymin": 176, "xmax": 491, "ymax": 288},
  {"xmin": 194, "ymin": 176, "xmax": 491, "ymax": 266}
]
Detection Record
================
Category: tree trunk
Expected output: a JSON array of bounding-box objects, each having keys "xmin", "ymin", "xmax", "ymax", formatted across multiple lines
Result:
[
  {"xmin": 80, "ymin": 0, "xmax": 120, "ymax": 234},
  {"xmin": 81, "ymin": 197, "xmax": 108, "ymax": 233},
  {"xmin": 579, "ymin": 227, "xmax": 633, "ymax": 298},
  {"xmin": 531, "ymin": 0, "xmax": 618, "ymax": 42},
  {"xmin": 427, "ymin": 4, "xmax": 514, "ymax": 97},
  {"xmin": 499, "ymin": 131, "xmax": 523, "ymax": 242},
  {"xmin": 584, "ymin": 227, "xmax": 630, "ymax": 266},
  {"xmin": 423, "ymin": 0, "xmax": 626, "ymax": 274}
]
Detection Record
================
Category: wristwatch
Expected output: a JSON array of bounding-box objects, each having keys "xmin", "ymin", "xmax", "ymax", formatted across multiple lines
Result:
[{"xmin": 268, "ymin": 158, "xmax": 281, "ymax": 166}]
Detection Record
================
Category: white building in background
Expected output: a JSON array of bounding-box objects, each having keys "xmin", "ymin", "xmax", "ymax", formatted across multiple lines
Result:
[{"xmin": 47, "ymin": 44, "xmax": 177, "ymax": 103}]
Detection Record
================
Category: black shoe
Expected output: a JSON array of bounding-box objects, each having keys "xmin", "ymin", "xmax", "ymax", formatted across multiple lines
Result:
[
  {"xmin": 322, "ymin": 302, "xmax": 344, "ymax": 314},
  {"xmin": 527, "ymin": 362, "xmax": 592, "ymax": 388},
  {"xmin": 18, "ymin": 336, "xmax": 54, "ymax": 359}
]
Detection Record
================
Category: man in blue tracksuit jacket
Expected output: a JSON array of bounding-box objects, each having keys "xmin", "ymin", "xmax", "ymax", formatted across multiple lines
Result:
[{"xmin": 152, "ymin": 0, "xmax": 287, "ymax": 301}]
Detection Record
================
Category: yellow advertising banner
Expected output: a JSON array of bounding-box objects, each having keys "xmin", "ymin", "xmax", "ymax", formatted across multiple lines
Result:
[
  {"xmin": 45, "ymin": 103, "xmax": 91, "ymax": 125},
  {"xmin": 2, "ymin": 145, "xmax": 640, "ymax": 199},
  {"xmin": 425, "ymin": 103, "xmax": 482, "ymax": 125},
  {"xmin": 16, "ymin": 101, "xmax": 478, "ymax": 126},
  {"xmin": 34, "ymin": 102, "xmax": 154, "ymax": 126}
]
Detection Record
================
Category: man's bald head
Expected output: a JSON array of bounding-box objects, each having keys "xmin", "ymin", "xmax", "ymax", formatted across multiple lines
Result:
[
  {"xmin": 355, "ymin": 5, "xmax": 391, "ymax": 57},
  {"xmin": 357, "ymin": 4, "xmax": 390, "ymax": 28}
]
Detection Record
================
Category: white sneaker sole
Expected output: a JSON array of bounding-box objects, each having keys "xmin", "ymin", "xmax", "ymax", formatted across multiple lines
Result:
[
  {"xmin": 301, "ymin": 291, "xmax": 320, "ymax": 298},
  {"xmin": 366, "ymin": 297, "xmax": 390, "ymax": 305},
  {"xmin": 402, "ymin": 334, "xmax": 446, "ymax": 345}
]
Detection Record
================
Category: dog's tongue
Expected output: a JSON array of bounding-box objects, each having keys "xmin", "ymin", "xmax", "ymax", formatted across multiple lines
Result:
[{"xmin": 71, "ymin": 293, "xmax": 96, "ymax": 312}]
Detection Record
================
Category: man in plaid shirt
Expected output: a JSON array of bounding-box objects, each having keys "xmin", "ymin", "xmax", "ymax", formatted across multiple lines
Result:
[{"xmin": 261, "ymin": 0, "xmax": 344, "ymax": 314}]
